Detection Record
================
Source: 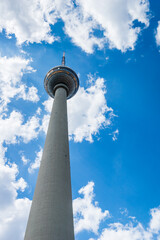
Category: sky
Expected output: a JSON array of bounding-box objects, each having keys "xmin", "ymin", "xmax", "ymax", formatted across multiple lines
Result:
[{"xmin": 0, "ymin": 0, "xmax": 160, "ymax": 239}]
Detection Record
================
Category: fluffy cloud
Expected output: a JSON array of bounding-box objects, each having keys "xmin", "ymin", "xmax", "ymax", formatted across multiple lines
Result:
[
  {"xmin": 149, "ymin": 207, "xmax": 160, "ymax": 234},
  {"xmin": 0, "ymin": 0, "xmax": 57, "ymax": 44},
  {"xmin": 0, "ymin": 56, "xmax": 39, "ymax": 112},
  {"xmin": 96, "ymin": 223, "xmax": 152, "ymax": 240},
  {"xmin": 0, "ymin": 0, "xmax": 150, "ymax": 52},
  {"xmin": 18, "ymin": 86, "xmax": 39, "ymax": 102},
  {"xmin": 62, "ymin": 0, "xmax": 150, "ymax": 53},
  {"xmin": 68, "ymin": 77, "xmax": 114, "ymax": 142},
  {"xmin": 0, "ymin": 111, "xmax": 40, "ymax": 165},
  {"xmin": 42, "ymin": 76, "xmax": 114, "ymax": 142},
  {"xmin": 0, "ymin": 163, "xmax": 31, "ymax": 240},
  {"xmin": 73, "ymin": 181, "xmax": 109, "ymax": 234},
  {"xmin": 0, "ymin": 111, "xmax": 39, "ymax": 144},
  {"xmin": 58, "ymin": 0, "xmax": 105, "ymax": 53},
  {"xmin": 155, "ymin": 21, "xmax": 160, "ymax": 46},
  {"xmin": 40, "ymin": 113, "xmax": 50, "ymax": 135},
  {"xmin": 28, "ymin": 148, "xmax": 43, "ymax": 173}
]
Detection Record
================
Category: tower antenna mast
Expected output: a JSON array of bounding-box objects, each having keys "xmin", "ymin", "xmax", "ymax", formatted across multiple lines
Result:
[{"xmin": 62, "ymin": 51, "xmax": 65, "ymax": 65}]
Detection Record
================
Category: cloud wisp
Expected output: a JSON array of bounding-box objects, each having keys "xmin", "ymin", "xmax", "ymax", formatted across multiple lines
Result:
[
  {"xmin": 28, "ymin": 148, "xmax": 43, "ymax": 173},
  {"xmin": 155, "ymin": 21, "xmax": 160, "ymax": 46}
]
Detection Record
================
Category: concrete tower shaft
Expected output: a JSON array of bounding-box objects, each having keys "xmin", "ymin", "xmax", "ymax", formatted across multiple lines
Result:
[{"xmin": 24, "ymin": 57, "xmax": 79, "ymax": 240}]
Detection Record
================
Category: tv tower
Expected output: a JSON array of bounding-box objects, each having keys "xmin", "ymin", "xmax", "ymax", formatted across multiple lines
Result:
[{"xmin": 24, "ymin": 53, "xmax": 79, "ymax": 240}]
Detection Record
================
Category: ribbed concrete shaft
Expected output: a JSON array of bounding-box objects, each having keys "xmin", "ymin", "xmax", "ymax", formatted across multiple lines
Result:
[{"xmin": 24, "ymin": 87, "xmax": 75, "ymax": 240}]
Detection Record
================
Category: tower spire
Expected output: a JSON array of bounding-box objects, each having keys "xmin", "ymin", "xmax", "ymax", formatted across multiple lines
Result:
[{"xmin": 62, "ymin": 52, "xmax": 65, "ymax": 65}]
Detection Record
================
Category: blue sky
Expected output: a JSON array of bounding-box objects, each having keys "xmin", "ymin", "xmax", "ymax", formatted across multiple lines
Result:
[{"xmin": 0, "ymin": 0, "xmax": 160, "ymax": 239}]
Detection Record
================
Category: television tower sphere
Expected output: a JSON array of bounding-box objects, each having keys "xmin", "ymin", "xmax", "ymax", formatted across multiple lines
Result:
[{"xmin": 44, "ymin": 60, "xmax": 79, "ymax": 99}]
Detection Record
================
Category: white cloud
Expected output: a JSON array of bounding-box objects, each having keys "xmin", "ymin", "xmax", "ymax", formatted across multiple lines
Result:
[
  {"xmin": 18, "ymin": 86, "xmax": 39, "ymax": 102},
  {"xmin": 20, "ymin": 115, "xmax": 40, "ymax": 143},
  {"xmin": 0, "ymin": 0, "xmax": 58, "ymax": 45},
  {"xmin": 41, "ymin": 113, "xmax": 50, "ymax": 135},
  {"xmin": 68, "ymin": 77, "xmax": 114, "ymax": 142},
  {"xmin": 43, "ymin": 97, "xmax": 53, "ymax": 113},
  {"xmin": 28, "ymin": 148, "xmax": 43, "ymax": 173},
  {"xmin": 13, "ymin": 177, "xmax": 27, "ymax": 192},
  {"xmin": 155, "ymin": 21, "xmax": 160, "ymax": 46},
  {"xmin": 0, "ymin": 56, "xmax": 39, "ymax": 112},
  {"xmin": 21, "ymin": 155, "xmax": 29, "ymax": 165},
  {"xmin": 36, "ymin": 107, "xmax": 42, "ymax": 115},
  {"xmin": 111, "ymin": 129, "xmax": 119, "ymax": 141},
  {"xmin": 58, "ymin": 0, "xmax": 105, "ymax": 54},
  {"xmin": 0, "ymin": 163, "xmax": 31, "ymax": 240},
  {"xmin": 0, "ymin": 111, "xmax": 39, "ymax": 145},
  {"xmin": 73, "ymin": 181, "xmax": 109, "ymax": 234},
  {"xmin": 0, "ymin": 111, "xmax": 40, "ymax": 165},
  {"xmin": 42, "ymin": 76, "xmax": 114, "ymax": 142},
  {"xmin": 149, "ymin": 207, "xmax": 160, "ymax": 234},
  {"xmin": 97, "ymin": 223, "xmax": 152, "ymax": 240},
  {"xmin": 0, "ymin": 0, "xmax": 150, "ymax": 52},
  {"xmin": 120, "ymin": 208, "xmax": 129, "ymax": 216},
  {"xmin": 0, "ymin": 163, "xmax": 19, "ymax": 209},
  {"xmin": 0, "ymin": 145, "xmax": 7, "ymax": 165}
]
